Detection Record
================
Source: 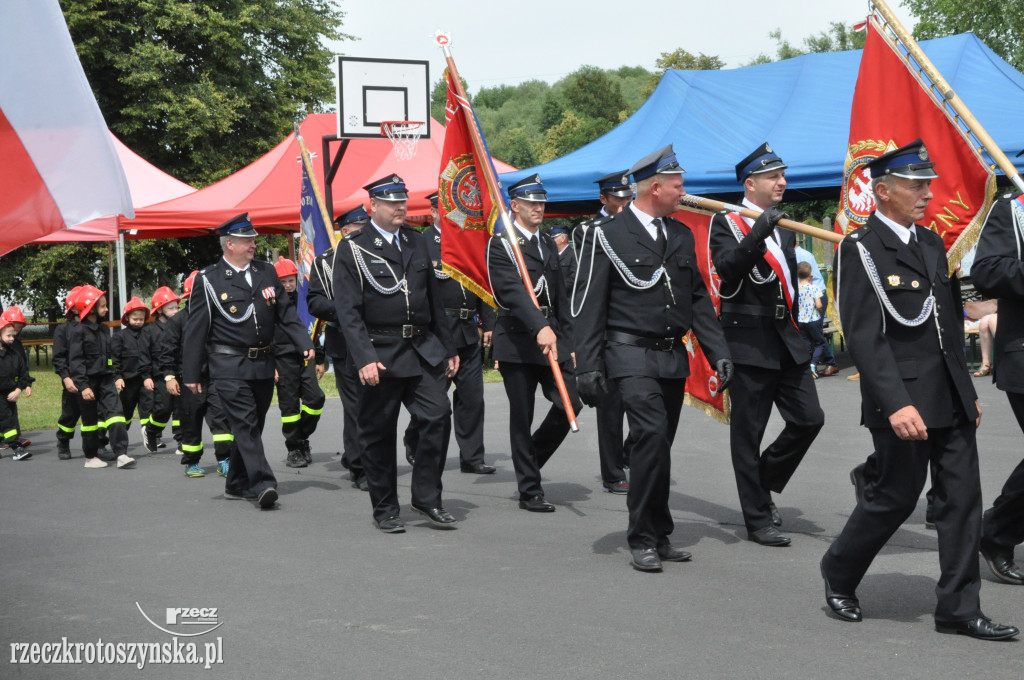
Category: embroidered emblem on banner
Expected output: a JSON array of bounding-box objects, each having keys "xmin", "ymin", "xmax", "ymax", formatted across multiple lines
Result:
[
  {"xmin": 439, "ymin": 153, "xmax": 485, "ymax": 231},
  {"xmin": 840, "ymin": 139, "xmax": 896, "ymax": 232}
]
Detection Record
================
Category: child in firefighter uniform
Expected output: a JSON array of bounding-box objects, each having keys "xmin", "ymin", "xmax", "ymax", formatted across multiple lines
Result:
[
  {"xmin": 141, "ymin": 286, "xmax": 180, "ymax": 453},
  {"xmin": 111, "ymin": 297, "xmax": 149, "ymax": 437},
  {"xmin": 0, "ymin": 307, "xmax": 34, "ymax": 461}
]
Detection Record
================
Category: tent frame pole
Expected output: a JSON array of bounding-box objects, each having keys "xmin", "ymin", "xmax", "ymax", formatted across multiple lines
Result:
[{"xmin": 321, "ymin": 136, "xmax": 351, "ymax": 224}]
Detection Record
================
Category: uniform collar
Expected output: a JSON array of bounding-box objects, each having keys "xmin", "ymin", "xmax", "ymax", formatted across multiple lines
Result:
[
  {"xmin": 371, "ymin": 221, "xmax": 399, "ymax": 245},
  {"xmin": 874, "ymin": 208, "xmax": 917, "ymax": 245}
]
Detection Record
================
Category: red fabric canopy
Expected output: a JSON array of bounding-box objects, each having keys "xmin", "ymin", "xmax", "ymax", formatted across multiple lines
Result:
[{"xmin": 123, "ymin": 114, "xmax": 516, "ymax": 239}]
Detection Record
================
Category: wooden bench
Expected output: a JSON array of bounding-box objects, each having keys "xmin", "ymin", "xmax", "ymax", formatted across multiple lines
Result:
[{"xmin": 20, "ymin": 339, "xmax": 52, "ymax": 366}]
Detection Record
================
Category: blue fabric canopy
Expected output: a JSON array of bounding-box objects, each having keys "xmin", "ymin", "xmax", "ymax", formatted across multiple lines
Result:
[{"xmin": 500, "ymin": 33, "xmax": 1024, "ymax": 205}]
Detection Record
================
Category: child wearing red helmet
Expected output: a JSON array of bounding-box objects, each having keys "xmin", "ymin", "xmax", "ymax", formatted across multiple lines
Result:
[
  {"xmin": 0, "ymin": 307, "xmax": 34, "ymax": 461},
  {"xmin": 140, "ymin": 286, "xmax": 180, "ymax": 454},
  {"xmin": 110, "ymin": 297, "xmax": 150, "ymax": 441},
  {"xmin": 66, "ymin": 287, "xmax": 134, "ymax": 469},
  {"xmin": 53, "ymin": 287, "xmax": 87, "ymax": 459}
]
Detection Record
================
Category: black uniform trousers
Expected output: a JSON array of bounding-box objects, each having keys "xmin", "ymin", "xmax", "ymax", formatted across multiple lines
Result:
[
  {"xmin": 118, "ymin": 376, "xmax": 145, "ymax": 429},
  {"xmin": 77, "ymin": 377, "xmax": 128, "ymax": 459},
  {"xmin": 404, "ymin": 342, "xmax": 487, "ymax": 467},
  {"xmin": 596, "ymin": 383, "xmax": 631, "ymax": 484},
  {"xmin": 216, "ymin": 377, "xmax": 276, "ymax": 495},
  {"xmin": 358, "ymin": 361, "xmax": 451, "ymax": 522},
  {"xmin": 729, "ymin": 359, "xmax": 823, "ymax": 531},
  {"xmin": 56, "ymin": 388, "xmax": 82, "ymax": 443},
  {"xmin": 334, "ymin": 358, "xmax": 362, "ymax": 474},
  {"xmin": 822, "ymin": 416, "xmax": 983, "ymax": 624},
  {"xmin": 0, "ymin": 399, "xmax": 20, "ymax": 445},
  {"xmin": 498, "ymin": 360, "xmax": 582, "ymax": 499},
  {"xmin": 617, "ymin": 376, "xmax": 686, "ymax": 549},
  {"xmin": 179, "ymin": 381, "xmax": 234, "ymax": 466},
  {"xmin": 982, "ymin": 391, "xmax": 1024, "ymax": 550},
  {"xmin": 145, "ymin": 381, "xmax": 173, "ymax": 436},
  {"xmin": 275, "ymin": 354, "xmax": 326, "ymax": 451}
]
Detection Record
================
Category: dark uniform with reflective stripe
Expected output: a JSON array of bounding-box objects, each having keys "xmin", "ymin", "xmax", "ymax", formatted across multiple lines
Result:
[
  {"xmin": 53, "ymin": 318, "xmax": 83, "ymax": 447},
  {"xmin": 110, "ymin": 324, "xmax": 146, "ymax": 429},
  {"xmin": 0, "ymin": 338, "xmax": 32, "ymax": 446},
  {"xmin": 67, "ymin": 319, "xmax": 128, "ymax": 460},
  {"xmin": 273, "ymin": 289, "xmax": 325, "ymax": 454},
  {"xmin": 141, "ymin": 318, "xmax": 177, "ymax": 440}
]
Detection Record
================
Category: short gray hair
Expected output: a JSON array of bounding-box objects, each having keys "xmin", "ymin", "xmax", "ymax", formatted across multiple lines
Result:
[{"xmin": 219, "ymin": 235, "xmax": 231, "ymax": 251}]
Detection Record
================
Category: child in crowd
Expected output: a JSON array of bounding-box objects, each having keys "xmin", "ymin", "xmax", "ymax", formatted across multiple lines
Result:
[
  {"xmin": 0, "ymin": 307, "xmax": 34, "ymax": 461},
  {"xmin": 53, "ymin": 287, "xmax": 84, "ymax": 459},
  {"xmin": 141, "ymin": 286, "xmax": 180, "ymax": 453},
  {"xmin": 272, "ymin": 256, "xmax": 324, "ymax": 468},
  {"xmin": 796, "ymin": 261, "xmax": 835, "ymax": 378},
  {"xmin": 67, "ymin": 286, "xmax": 134, "ymax": 469},
  {"xmin": 111, "ymin": 297, "xmax": 150, "ymax": 435}
]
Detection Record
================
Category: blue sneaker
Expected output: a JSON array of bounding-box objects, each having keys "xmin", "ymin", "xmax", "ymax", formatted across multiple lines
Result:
[
  {"xmin": 184, "ymin": 464, "xmax": 205, "ymax": 478},
  {"xmin": 217, "ymin": 459, "xmax": 229, "ymax": 477}
]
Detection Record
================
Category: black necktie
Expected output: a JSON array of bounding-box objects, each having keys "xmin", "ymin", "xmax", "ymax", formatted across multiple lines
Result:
[
  {"xmin": 907, "ymin": 230, "xmax": 926, "ymax": 269},
  {"xmin": 529, "ymin": 234, "xmax": 541, "ymax": 260},
  {"xmin": 652, "ymin": 218, "xmax": 666, "ymax": 256}
]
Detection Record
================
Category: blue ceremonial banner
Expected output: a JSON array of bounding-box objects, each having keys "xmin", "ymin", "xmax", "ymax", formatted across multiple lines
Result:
[{"xmin": 296, "ymin": 132, "xmax": 335, "ymax": 338}]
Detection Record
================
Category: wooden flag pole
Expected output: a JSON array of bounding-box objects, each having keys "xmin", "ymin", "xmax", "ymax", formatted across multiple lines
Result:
[
  {"xmin": 872, "ymin": 0, "xmax": 1024, "ymax": 193},
  {"xmin": 434, "ymin": 32, "xmax": 579, "ymax": 433},
  {"xmin": 679, "ymin": 194, "xmax": 844, "ymax": 244}
]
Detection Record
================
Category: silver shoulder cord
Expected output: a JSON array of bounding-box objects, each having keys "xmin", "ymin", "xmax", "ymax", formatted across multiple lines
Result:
[
  {"xmin": 201, "ymin": 274, "xmax": 255, "ymax": 324},
  {"xmin": 500, "ymin": 238, "xmax": 547, "ymax": 298},
  {"xmin": 725, "ymin": 212, "xmax": 777, "ymax": 286},
  {"xmin": 571, "ymin": 225, "xmax": 673, "ymax": 317},
  {"xmin": 348, "ymin": 240, "xmax": 407, "ymax": 295}
]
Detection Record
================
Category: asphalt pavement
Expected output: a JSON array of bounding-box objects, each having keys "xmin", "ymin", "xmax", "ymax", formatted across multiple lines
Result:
[{"xmin": 2, "ymin": 359, "xmax": 1023, "ymax": 679}]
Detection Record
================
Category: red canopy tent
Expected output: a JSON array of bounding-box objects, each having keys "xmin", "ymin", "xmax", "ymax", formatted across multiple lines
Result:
[{"xmin": 123, "ymin": 113, "xmax": 517, "ymax": 238}]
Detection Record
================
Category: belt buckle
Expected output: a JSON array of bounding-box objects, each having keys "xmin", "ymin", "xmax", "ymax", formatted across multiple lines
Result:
[
  {"xmin": 775, "ymin": 305, "xmax": 786, "ymax": 320},
  {"xmin": 662, "ymin": 337, "xmax": 675, "ymax": 351},
  {"xmin": 459, "ymin": 309, "xmax": 471, "ymax": 320},
  {"xmin": 401, "ymin": 324, "xmax": 414, "ymax": 339},
  {"xmin": 247, "ymin": 347, "xmax": 259, "ymax": 359}
]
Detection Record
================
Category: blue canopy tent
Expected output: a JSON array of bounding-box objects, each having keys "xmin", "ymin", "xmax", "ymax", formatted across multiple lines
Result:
[{"xmin": 500, "ymin": 32, "xmax": 1024, "ymax": 214}]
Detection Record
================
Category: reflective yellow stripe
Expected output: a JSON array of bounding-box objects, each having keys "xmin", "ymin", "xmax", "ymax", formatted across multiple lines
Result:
[
  {"xmin": 57, "ymin": 423, "xmax": 76, "ymax": 433},
  {"xmin": 103, "ymin": 416, "xmax": 127, "ymax": 427},
  {"xmin": 140, "ymin": 417, "xmax": 150, "ymax": 426},
  {"xmin": 149, "ymin": 418, "xmax": 168, "ymax": 428},
  {"xmin": 2, "ymin": 428, "xmax": 17, "ymax": 439},
  {"xmin": 181, "ymin": 443, "xmax": 204, "ymax": 453},
  {"xmin": 107, "ymin": 359, "xmax": 113, "ymax": 365},
  {"xmin": 280, "ymin": 414, "xmax": 301, "ymax": 423},
  {"xmin": 301, "ymin": 404, "xmax": 323, "ymax": 416},
  {"xmin": 80, "ymin": 424, "xmax": 99, "ymax": 432},
  {"xmin": 212, "ymin": 434, "xmax": 234, "ymax": 442},
  {"xmin": 172, "ymin": 420, "xmax": 181, "ymax": 427}
]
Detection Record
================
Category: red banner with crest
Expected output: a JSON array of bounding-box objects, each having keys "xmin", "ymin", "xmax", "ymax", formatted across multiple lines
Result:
[{"xmin": 835, "ymin": 17, "xmax": 995, "ymax": 268}]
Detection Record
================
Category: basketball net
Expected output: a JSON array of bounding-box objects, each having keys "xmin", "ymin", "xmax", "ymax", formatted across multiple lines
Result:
[{"xmin": 381, "ymin": 121, "xmax": 424, "ymax": 161}]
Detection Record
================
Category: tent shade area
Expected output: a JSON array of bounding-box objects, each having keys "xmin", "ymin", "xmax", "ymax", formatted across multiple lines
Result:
[
  {"xmin": 500, "ymin": 32, "xmax": 1024, "ymax": 213},
  {"xmin": 123, "ymin": 114, "xmax": 517, "ymax": 238}
]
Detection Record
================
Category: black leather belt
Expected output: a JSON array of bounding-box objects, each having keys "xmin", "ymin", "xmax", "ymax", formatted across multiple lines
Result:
[
  {"xmin": 208, "ymin": 343, "xmax": 271, "ymax": 359},
  {"xmin": 366, "ymin": 325, "xmax": 426, "ymax": 338},
  {"xmin": 445, "ymin": 307, "xmax": 475, "ymax": 320},
  {"xmin": 605, "ymin": 330, "xmax": 678, "ymax": 351},
  {"xmin": 720, "ymin": 302, "xmax": 790, "ymax": 320}
]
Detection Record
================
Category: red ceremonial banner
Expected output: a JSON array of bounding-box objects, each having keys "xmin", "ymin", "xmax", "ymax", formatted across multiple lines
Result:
[
  {"xmin": 673, "ymin": 209, "xmax": 729, "ymax": 423},
  {"xmin": 835, "ymin": 17, "xmax": 995, "ymax": 267},
  {"xmin": 438, "ymin": 69, "xmax": 506, "ymax": 308}
]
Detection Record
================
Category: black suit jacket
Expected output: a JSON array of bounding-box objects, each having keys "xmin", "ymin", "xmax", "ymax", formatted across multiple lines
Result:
[
  {"xmin": 332, "ymin": 224, "xmax": 455, "ymax": 378},
  {"xmin": 972, "ymin": 192, "xmax": 1024, "ymax": 394},
  {"xmin": 573, "ymin": 209, "xmax": 729, "ymax": 380},
  {"xmin": 425, "ymin": 225, "xmax": 495, "ymax": 348},
  {"xmin": 183, "ymin": 258, "xmax": 312, "ymax": 383},
  {"xmin": 708, "ymin": 211, "xmax": 808, "ymax": 368},
  {"xmin": 487, "ymin": 226, "xmax": 573, "ymax": 365},
  {"xmin": 835, "ymin": 213, "xmax": 977, "ymax": 428},
  {"xmin": 307, "ymin": 245, "xmax": 350, "ymax": 361}
]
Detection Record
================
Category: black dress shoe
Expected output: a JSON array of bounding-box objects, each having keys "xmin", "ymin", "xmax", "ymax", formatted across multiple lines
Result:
[
  {"xmin": 630, "ymin": 548, "xmax": 662, "ymax": 572},
  {"xmin": 749, "ymin": 526, "xmax": 791, "ymax": 546},
  {"xmin": 850, "ymin": 463, "xmax": 867, "ymax": 504},
  {"xmin": 376, "ymin": 516, "xmax": 406, "ymax": 534},
  {"xmin": 821, "ymin": 561, "xmax": 862, "ymax": 622},
  {"xmin": 405, "ymin": 446, "xmax": 415, "ymax": 466},
  {"xmin": 257, "ymin": 487, "xmax": 278, "ymax": 509},
  {"xmin": 980, "ymin": 542, "xmax": 1024, "ymax": 585},
  {"xmin": 603, "ymin": 480, "xmax": 629, "ymax": 495},
  {"xmin": 657, "ymin": 544, "xmax": 692, "ymax": 562},
  {"xmin": 769, "ymin": 502, "xmax": 782, "ymax": 527},
  {"xmin": 519, "ymin": 495, "xmax": 555, "ymax": 512},
  {"xmin": 936, "ymin": 617, "xmax": 1019, "ymax": 640},
  {"xmin": 412, "ymin": 505, "xmax": 458, "ymax": 526},
  {"xmin": 351, "ymin": 473, "xmax": 369, "ymax": 492},
  {"xmin": 460, "ymin": 462, "xmax": 496, "ymax": 474}
]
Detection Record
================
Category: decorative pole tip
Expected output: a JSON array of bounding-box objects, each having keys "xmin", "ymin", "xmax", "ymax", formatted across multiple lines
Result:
[{"xmin": 433, "ymin": 30, "xmax": 452, "ymax": 47}]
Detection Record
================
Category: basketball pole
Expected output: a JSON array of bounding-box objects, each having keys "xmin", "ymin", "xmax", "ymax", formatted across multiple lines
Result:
[{"xmin": 435, "ymin": 32, "xmax": 579, "ymax": 433}]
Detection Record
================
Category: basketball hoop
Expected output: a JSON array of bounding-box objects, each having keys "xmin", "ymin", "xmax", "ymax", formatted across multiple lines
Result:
[{"xmin": 381, "ymin": 121, "xmax": 425, "ymax": 161}]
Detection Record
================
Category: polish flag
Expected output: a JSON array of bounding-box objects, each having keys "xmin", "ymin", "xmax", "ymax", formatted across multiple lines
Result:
[{"xmin": 0, "ymin": 0, "xmax": 133, "ymax": 256}]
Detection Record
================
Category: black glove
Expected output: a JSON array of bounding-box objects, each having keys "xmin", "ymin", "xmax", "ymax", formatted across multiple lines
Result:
[
  {"xmin": 714, "ymin": 358, "xmax": 734, "ymax": 393},
  {"xmin": 750, "ymin": 207, "xmax": 788, "ymax": 242},
  {"xmin": 576, "ymin": 370, "xmax": 608, "ymax": 408}
]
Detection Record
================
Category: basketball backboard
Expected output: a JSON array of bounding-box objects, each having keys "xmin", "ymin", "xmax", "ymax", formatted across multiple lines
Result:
[{"xmin": 336, "ymin": 56, "xmax": 430, "ymax": 139}]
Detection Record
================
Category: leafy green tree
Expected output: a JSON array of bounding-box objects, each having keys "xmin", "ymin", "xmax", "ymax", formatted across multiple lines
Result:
[
  {"xmin": 746, "ymin": 23, "xmax": 866, "ymax": 65},
  {"xmin": 430, "ymin": 74, "xmax": 470, "ymax": 123},
  {"xmin": 536, "ymin": 110, "xmax": 612, "ymax": 163},
  {"xmin": 490, "ymin": 126, "xmax": 538, "ymax": 169},
  {"xmin": 642, "ymin": 48, "xmax": 725, "ymax": 97},
  {"xmin": 539, "ymin": 92, "xmax": 566, "ymax": 131},
  {"xmin": 904, "ymin": 0, "xmax": 1024, "ymax": 70},
  {"xmin": 562, "ymin": 66, "xmax": 627, "ymax": 126}
]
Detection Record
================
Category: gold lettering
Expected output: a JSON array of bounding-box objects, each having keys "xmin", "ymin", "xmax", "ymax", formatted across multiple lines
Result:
[
  {"xmin": 948, "ymin": 191, "xmax": 970, "ymax": 211},
  {"xmin": 936, "ymin": 206, "xmax": 960, "ymax": 229}
]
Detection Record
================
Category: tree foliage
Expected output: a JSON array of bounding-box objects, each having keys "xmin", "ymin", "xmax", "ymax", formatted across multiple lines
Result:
[
  {"xmin": 904, "ymin": 0, "xmax": 1024, "ymax": 71},
  {"xmin": 746, "ymin": 22, "xmax": 866, "ymax": 65},
  {"xmin": 641, "ymin": 49, "xmax": 725, "ymax": 100}
]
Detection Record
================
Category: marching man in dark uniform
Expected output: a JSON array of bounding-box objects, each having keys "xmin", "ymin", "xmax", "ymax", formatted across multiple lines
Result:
[
  {"xmin": 308, "ymin": 206, "xmax": 369, "ymax": 490},
  {"xmin": 820, "ymin": 140, "xmax": 1017, "ymax": 640},
  {"xmin": 403, "ymin": 192, "xmax": 496, "ymax": 475},
  {"xmin": 487, "ymin": 174, "xmax": 583, "ymax": 513},
  {"xmin": 571, "ymin": 170, "xmax": 635, "ymax": 257},
  {"xmin": 333, "ymin": 175, "xmax": 459, "ymax": 533},
  {"xmin": 183, "ymin": 214, "xmax": 314, "ymax": 509},
  {"xmin": 970, "ymin": 181, "xmax": 1024, "ymax": 586},
  {"xmin": 573, "ymin": 145, "xmax": 733, "ymax": 571},
  {"xmin": 551, "ymin": 225, "xmax": 575, "ymax": 289},
  {"xmin": 708, "ymin": 142, "xmax": 824, "ymax": 547}
]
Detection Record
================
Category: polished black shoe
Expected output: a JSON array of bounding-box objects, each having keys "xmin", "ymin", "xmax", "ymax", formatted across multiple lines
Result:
[
  {"xmin": 285, "ymin": 450, "xmax": 307, "ymax": 468},
  {"xmin": 850, "ymin": 463, "xmax": 866, "ymax": 504},
  {"xmin": 980, "ymin": 542, "xmax": 1024, "ymax": 585},
  {"xmin": 603, "ymin": 480, "xmax": 629, "ymax": 495},
  {"xmin": 460, "ymin": 462, "xmax": 496, "ymax": 474},
  {"xmin": 376, "ymin": 516, "xmax": 406, "ymax": 534},
  {"xmin": 936, "ymin": 617, "xmax": 1019, "ymax": 640},
  {"xmin": 405, "ymin": 446, "xmax": 415, "ymax": 466},
  {"xmin": 749, "ymin": 526, "xmax": 791, "ymax": 547},
  {"xmin": 257, "ymin": 487, "xmax": 278, "ymax": 509},
  {"xmin": 769, "ymin": 502, "xmax": 782, "ymax": 527},
  {"xmin": 821, "ymin": 561, "xmax": 862, "ymax": 622},
  {"xmin": 412, "ymin": 505, "xmax": 458, "ymax": 527},
  {"xmin": 518, "ymin": 495, "xmax": 555, "ymax": 512},
  {"xmin": 630, "ymin": 548, "xmax": 663, "ymax": 572},
  {"xmin": 656, "ymin": 544, "xmax": 692, "ymax": 562},
  {"xmin": 925, "ymin": 506, "xmax": 936, "ymax": 530},
  {"xmin": 351, "ymin": 473, "xmax": 370, "ymax": 492}
]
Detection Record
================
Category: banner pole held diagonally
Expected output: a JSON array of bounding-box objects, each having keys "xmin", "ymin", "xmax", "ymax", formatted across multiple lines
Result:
[
  {"xmin": 433, "ymin": 31, "xmax": 579, "ymax": 433},
  {"xmin": 678, "ymin": 195, "xmax": 843, "ymax": 244}
]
